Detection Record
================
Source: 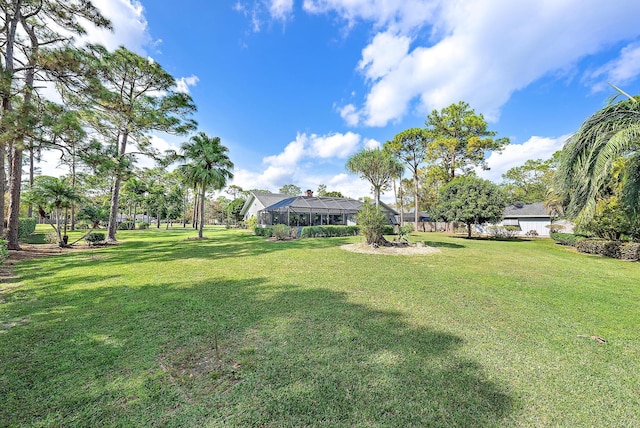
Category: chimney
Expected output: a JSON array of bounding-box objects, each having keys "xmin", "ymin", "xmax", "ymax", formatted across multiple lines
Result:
[{"xmin": 305, "ymin": 189, "xmax": 313, "ymax": 197}]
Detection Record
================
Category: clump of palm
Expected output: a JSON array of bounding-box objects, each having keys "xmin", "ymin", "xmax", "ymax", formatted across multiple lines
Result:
[
  {"xmin": 178, "ymin": 132, "xmax": 234, "ymax": 239},
  {"xmin": 557, "ymin": 86, "xmax": 640, "ymax": 223},
  {"xmin": 24, "ymin": 176, "xmax": 82, "ymax": 247},
  {"xmin": 67, "ymin": 205, "xmax": 110, "ymax": 245}
]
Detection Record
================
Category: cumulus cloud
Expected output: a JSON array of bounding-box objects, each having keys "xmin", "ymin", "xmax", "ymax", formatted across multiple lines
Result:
[
  {"xmin": 229, "ymin": 131, "xmax": 374, "ymax": 196},
  {"xmin": 82, "ymin": 0, "xmax": 154, "ymax": 54},
  {"xmin": 324, "ymin": 0, "xmax": 640, "ymax": 127},
  {"xmin": 175, "ymin": 75, "xmax": 200, "ymax": 94},
  {"xmin": 477, "ymin": 135, "xmax": 570, "ymax": 183},
  {"xmin": 585, "ymin": 42, "xmax": 640, "ymax": 92}
]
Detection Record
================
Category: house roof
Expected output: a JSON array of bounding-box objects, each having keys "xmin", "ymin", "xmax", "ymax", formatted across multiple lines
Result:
[
  {"xmin": 240, "ymin": 192, "xmax": 290, "ymax": 216},
  {"xmin": 396, "ymin": 211, "xmax": 431, "ymax": 221},
  {"xmin": 504, "ymin": 202, "xmax": 550, "ymax": 218},
  {"xmin": 264, "ymin": 196, "xmax": 364, "ymax": 213}
]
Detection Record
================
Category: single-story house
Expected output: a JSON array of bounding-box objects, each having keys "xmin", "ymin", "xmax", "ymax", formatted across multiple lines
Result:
[
  {"xmin": 475, "ymin": 202, "xmax": 573, "ymax": 237},
  {"xmin": 241, "ymin": 190, "xmax": 398, "ymax": 227}
]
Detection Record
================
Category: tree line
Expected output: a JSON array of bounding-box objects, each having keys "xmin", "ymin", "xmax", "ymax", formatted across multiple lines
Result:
[{"xmin": 1, "ymin": 1, "xmax": 234, "ymax": 248}]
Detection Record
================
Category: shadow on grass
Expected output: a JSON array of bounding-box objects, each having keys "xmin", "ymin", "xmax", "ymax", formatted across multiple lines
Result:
[
  {"xmin": 423, "ymin": 240, "xmax": 466, "ymax": 249},
  {"xmin": 1, "ymin": 270, "xmax": 518, "ymax": 426}
]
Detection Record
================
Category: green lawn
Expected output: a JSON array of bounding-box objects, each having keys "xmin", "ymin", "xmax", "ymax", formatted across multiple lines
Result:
[{"xmin": 1, "ymin": 227, "xmax": 639, "ymax": 426}]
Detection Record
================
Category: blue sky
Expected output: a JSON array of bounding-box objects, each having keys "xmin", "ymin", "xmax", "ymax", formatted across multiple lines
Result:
[{"xmin": 42, "ymin": 0, "xmax": 640, "ymax": 201}]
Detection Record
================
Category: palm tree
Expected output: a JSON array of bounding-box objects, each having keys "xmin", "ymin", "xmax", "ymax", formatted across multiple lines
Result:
[
  {"xmin": 24, "ymin": 176, "xmax": 82, "ymax": 246},
  {"xmin": 178, "ymin": 132, "xmax": 234, "ymax": 239},
  {"xmin": 346, "ymin": 148, "xmax": 403, "ymax": 207},
  {"xmin": 557, "ymin": 89, "xmax": 640, "ymax": 222}
]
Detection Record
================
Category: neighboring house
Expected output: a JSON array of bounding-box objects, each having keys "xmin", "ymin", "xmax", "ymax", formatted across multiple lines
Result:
[
  {"xmin": 475, "ymin": 202, "xmax": 573, "ymax": 237},
  {"xmin": 241, "ymin": 190, "xmax": 398, "ymax": 227}
]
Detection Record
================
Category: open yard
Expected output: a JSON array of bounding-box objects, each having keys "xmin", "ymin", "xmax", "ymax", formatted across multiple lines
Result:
[{"xmin": 1, "ymin": 227, "xmax": 639, "ymax": 426}]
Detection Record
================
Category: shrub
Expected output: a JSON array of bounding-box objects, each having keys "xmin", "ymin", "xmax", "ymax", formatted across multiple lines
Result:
[
  {"xmin": 254, "ymin": 226, "xmax": 273, "ymax": 237},
  {"xmin": 18, "ymin": 218, "xmax": 37, "ymax": 240},
  {"xmin": 138, "ymin": 222, "xmax": 149, "ymax": 229},
  {"xmin": 382, "ymin": 225, "xmax": 395, "ymax": 235},
  {"xmin": 118, "ymin": 221, "xmax": 134, "ymax": 230},
  {"xmin": 620, "ymin": 242, "xmax": 640, "ymax": 261},
  {"xmin": 525, "ymin": 230, "xmax": 539, "ymax": 238},
  {"xmin": 300, "ymin": 226, "xmax": 360, "ymax": 238},
  {"xmin": 0, "ymin": 240, "xmax": 8, "ymax": 265},
  {"xmin": 576, "ymin": 239, "xmax": 622, "ymax": 259},
  {"xmin": 271, "ymin": 224, "xmax": 292, "ymax": 240},
  {"xmin": 85, "ymin": 232, "xmax": 106, "ymax": 246},
  {"xmin": 550, "ymin": 232, "xmax": 586, "ymax": 247},
  {"xmin": 486, "ymin": 225, "xmax": 520, "ymax": 239},
  {"xmin": 356, "ymin": 204, "xmax": 387, "ymax": 245},
  {"xmin": 246, "ymin": 216, "xmax": 257, "ymax": 231},
  {"xmin": 44, "ymin": 231, "xmax": 59, "ymax": 244}
]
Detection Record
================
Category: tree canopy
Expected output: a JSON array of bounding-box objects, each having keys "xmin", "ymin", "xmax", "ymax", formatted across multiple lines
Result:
[
  {"xmin": 434, "ymin": 176, "xmax": 506, "ymax": 238},
  {"xmin": 346, "ymin": 148, "xmax": 403, "ymax": 206}
]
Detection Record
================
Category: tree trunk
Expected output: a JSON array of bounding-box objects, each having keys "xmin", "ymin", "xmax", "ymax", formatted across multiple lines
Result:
[
  {"xmin": 6, "ymin": 144, "xmax": 23, "ymax": 250},
  {"xmin": 0, "ymin": 142, "xmax": 5, "ymax": 236},
  {"xmin": 413, "ymin": 172, "xmax": 420, "ymax": 232},
  {"xmin": 198, "ymin": 186, "xmax": 205, "ymax": 239},
  {"xmin": 467, "ymin": 222, "xmax": 472, "ymax": 238},
  {"xmin": 106, "ymin": 175, "xmax": 122, "ymax": 241}
]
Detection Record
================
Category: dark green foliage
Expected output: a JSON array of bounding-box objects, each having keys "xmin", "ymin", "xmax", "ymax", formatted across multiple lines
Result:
[
  {"xmin": 356, "ymin": 204, "xmax": 388, "ymax": 245},
  {"xmin": 0, "ymin": 240, "xmax": 8, "ymax": 264},
  {"xmin": 576, "ymin": 239, "xmax": 622, "ymax": 259},
  {"xmin": 118, "ymin": 221, "xmax": 134, "ymax": 230},
  {"xmin": 137, "ymin": 222, "xmax": 149, "ymax": 230},
  {"xmin": 254, "ymin": 227, "xmax": 273, "ymax": 237},
  {"xmin": 18, "ymin": 218, "xmax": 37, "ymax": 239},
  {"xmin": 550, "ymin": 232, "xmax": 586, "ymax": 247},
  {"xmin": 434, "ymin": 176, "xmax": 506, "ymax": 238},
  {"xmin": 620, "ymin": 243, "xmax": 640, "ymax": 261},
  {"xmin": 300, "ymin": 226, "xmax": 360, "ymax": 238},
  {"xmin": 382, "ymin": 225, "xmax": 396, "ymax": 235},
  {"xmin": 85, "ymin": 232, "xmax": 106, "ymax": 246}
]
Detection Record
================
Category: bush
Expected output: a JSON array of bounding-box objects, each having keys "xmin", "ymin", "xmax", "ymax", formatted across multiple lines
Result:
[
  {"xmin": 0, "ymin": 240, "xmax": 8, "ymax": 265},
  {"xmin": 271, "ymin": 224, "xmax": 292, "ymax": 240},
  {"xmin": 118, "ymin": 221, "xmax": 134, "ymax": 230},
  {"xmin": 525, "ymin": 230, "xmax": 539, "ymax": 238},
  {"xmin": 85, "ymin": 232, "xmax": 106, "ymax": 246},
  {"xmin": 254, "ymin": 226, "xmax": 273, "ymax": 237},
  {"xmin": 300, "ymin": 226, "xmax": 360, "ymax": 238},
  {"xmin": 486, "ymin": 225, "xmax": 520, "ymax": 238},
  {"xmin": 356, "ymin": 204, "xmax": 387, "ymax": 245},
  {"xmin": 576, "ymin": 239, "xmax": 622, "ymax": 259},
  {"xmin": 382, "ymin": 225, "xmax": 395, "ymax": 235},
  {"xmin": 550, "ymin": 232, "xmax": 586, "ymax": 247},
  {"xmin": 18, "ymin": 218, "xmax": 37, "ymax": 240},
  {"xmin": 137, "ymin": 222, "xmax": 149, "ymax": 230},
  {"xmin": 620, "ymin": 242, "xmax": 640, "ymax": 261},
  {"xmin": 246, "ymin": 216, "xmax": 257, "ymax": 231}
]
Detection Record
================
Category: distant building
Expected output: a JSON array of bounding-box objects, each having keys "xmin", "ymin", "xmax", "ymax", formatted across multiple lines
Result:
[
  {"xmin": 475, "ymin": 202, "xmax": 573, "ymax": 237},
  {"xmin": 241, "ymin": 191, "xmax": 398, "ymax": 227}
]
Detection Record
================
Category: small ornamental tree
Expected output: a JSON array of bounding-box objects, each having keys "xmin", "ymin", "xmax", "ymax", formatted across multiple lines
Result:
[
  {"xmin": 356, "ymin": 203, "xmax": 388, "ymax": 245},
  {"xmin": 434, "ymin": 176, "xmax": 506, "ymax": 238}
]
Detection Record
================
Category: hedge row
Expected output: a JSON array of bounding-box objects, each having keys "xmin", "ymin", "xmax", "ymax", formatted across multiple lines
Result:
[
  {"xmin": 550, "ymin": 232, "xmax": 586, "ymax": 247},
  {"xmin": 576, "ymin": 239, "xmax": 640, "ymax": 261},
  {"xmin": 18, "ymin": 218, "xmax": 37, "ymax": 239},
  {"xmin": 300, "ymin": 226, "xmax": 360, "ymax": 238}
]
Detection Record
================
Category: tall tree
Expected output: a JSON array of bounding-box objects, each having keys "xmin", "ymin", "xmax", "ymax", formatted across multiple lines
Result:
[
  {"xmin": 425, "ymin": 101, "xmax": 509, "ymax": 182},
  {"xmin": 557, "ymin": 92, "xmax": 640, "ymax": 222},
  {"xmin": 279, "ymin": 184, "xmax": 301, "ymax": 196},
  {"xmin": 387, "ymin": 128, "xmax": 431, "ymax": 230},
  {"xmin": 64, "ymin": 45, "xmax": 197, "ymax": 241},
  {"xmin": 23, "ymin": 176, "xmax": 82, "ymax": 246},
  {"xmin": 346, "ymin": 148, "xmax": 403, "ymax": 207},
  {"xmin": 178, "ymin": 132, "xmax": 234, "ymax": 239},
  {"xmin": 501, "ymin": 157, "xmax": 556, "ymax": 204},
  {"xmin": 433, "ymin": 176, "xmax": 506, "ymax": 238},
  {"xmin": 0, "ymin": 0, "xmax": 110, "ymax": 249}
]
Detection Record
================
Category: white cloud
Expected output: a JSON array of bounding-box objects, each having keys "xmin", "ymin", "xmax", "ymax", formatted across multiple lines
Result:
[
  {"xmin": 586, "ymin": 42, "xmax": 640, "ymax": 92},
  {"xmin": 363, "ymin": 138, "xmax": 381, "ymax": 150},
  {"xmin": 269, "ymin": 0, "xmax": 294, "ymax": 20},
  {"xmin": 310, "ymin": 132, "xmax": 360, "ymax": 158},
  {"xmin": 175, "ymin": 75, "xmax": 200, "ymax": 94},
  {"xmin": 337, "ymin": 104, "xmax": 360, "ymax": 126},
  {"xmin": 83, "ymin": 0, "xmax": 154, "ymax": 54},
  {"xmin": 477, "ymin": 135, "xmax": 569, "ymax": 183},
  {"xmin": 330, "ymin": 0, "xmax": 640, "ymax": 127}
]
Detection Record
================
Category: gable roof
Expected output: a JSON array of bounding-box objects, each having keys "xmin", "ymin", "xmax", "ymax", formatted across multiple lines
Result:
[
  {"xmin": 504, "ymin": 202, "xmax": 550, "ymax": 218},
  {"xmin": 240, "ymin": 191, "xmax": 290, "ymax": 216}
]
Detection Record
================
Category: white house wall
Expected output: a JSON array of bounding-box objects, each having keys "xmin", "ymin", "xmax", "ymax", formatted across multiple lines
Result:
[{"xmin": 517, "ymin": 218, "xmax": 552, "ymax": 237}]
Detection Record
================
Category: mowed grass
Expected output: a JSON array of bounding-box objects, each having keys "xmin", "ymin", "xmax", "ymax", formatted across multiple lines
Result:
[{"xmin": 1, "ymin": 226, "xmax": 639, "ymax": 427}]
